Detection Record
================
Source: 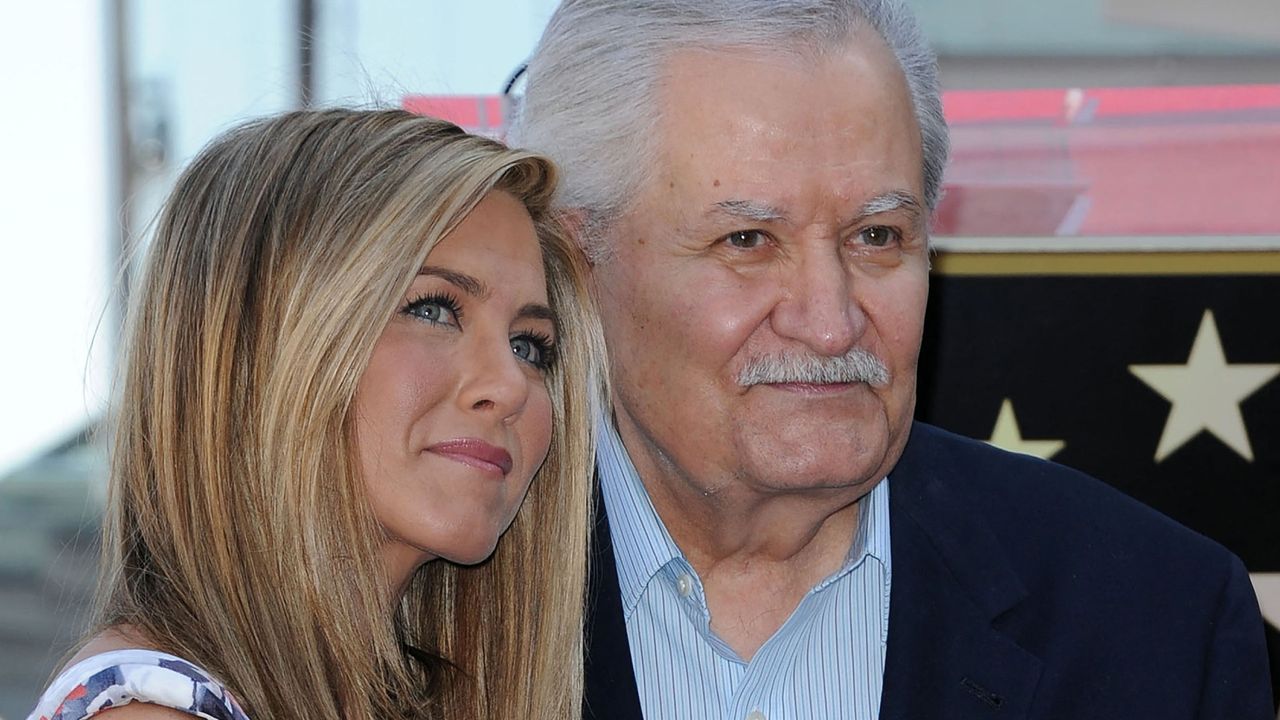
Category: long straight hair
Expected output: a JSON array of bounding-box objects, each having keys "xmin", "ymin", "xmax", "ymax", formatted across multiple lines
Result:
[{"xmin": 95, "ymin": 109, "xmax": 602, "ymax": 719}]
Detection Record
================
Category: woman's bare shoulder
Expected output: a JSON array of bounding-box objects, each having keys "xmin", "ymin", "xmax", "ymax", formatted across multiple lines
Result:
[
  {"xmin": 93, "ymin": 703, "xmax": 198, "ymax": 719},
  {"xmin": 43, "ymin": 626, "xmax": 208, "ymax": 720},
  {"xmin": 63, "ymin": 624, "xmax": 159, "ymax": 669}
]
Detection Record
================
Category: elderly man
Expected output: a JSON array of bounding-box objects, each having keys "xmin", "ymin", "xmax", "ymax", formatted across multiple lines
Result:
[{"xmin": 511, "ymin": 1, "xmax": 1273, "ymax": 718}]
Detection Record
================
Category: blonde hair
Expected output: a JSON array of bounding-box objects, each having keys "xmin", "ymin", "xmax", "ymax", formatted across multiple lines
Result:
[{"xmin": 95, "ymin": 109, "xmax": 602, "ymax": 719}]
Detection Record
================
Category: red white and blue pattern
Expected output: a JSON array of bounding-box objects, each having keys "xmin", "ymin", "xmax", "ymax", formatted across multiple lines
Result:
[{"xmin": 27, "ymin": 649, "xmax": 250, "ymax": 720}]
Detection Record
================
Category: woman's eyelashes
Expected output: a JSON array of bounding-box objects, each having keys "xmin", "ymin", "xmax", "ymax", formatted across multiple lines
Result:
[
  {"xmin": 401, "ymin": 292, "xmax": 557, "ymax": 371},
  {"xmin": 511, "ymin": 331, "xmax": 557, "ymax": 372},
  {"xmin": 402, "ymin": 292, "xmax": 463, "ymax": 327}
]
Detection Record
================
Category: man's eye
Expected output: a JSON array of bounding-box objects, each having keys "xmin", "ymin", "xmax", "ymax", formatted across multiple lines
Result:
[
  {"xmin": 858, "ymin": 226, "xmax": 900, "ymax": 247},
  {"xmin": 511, "ymin": 333, "xmax": 556, "ymax": 371},
  {"xmin": 402, "ymin": 293, "xmax": 461, "ymax": 327},
  {"xmin": 722, "ymin": 230, "xmax": 770, "ymax": 249}
]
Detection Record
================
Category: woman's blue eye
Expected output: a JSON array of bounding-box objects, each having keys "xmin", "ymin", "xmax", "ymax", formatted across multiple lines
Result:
[
  {"xmin": 859, "ymin": 226, "xmax": 900, "ymax": 247},
  {"xmin": 511, "ymin": 333, "xmax": 556, "ymax": 371},
  {"xmin": 402, "ymin": 293, "xmax": 461, "ymax": 326},
  {"xmin": 723, "ymin": 229, "xmax": 769, "ymax": 249}
]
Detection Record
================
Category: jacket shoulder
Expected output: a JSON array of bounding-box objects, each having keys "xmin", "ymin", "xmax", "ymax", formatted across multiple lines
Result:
[{"xmin": 896, "ymin": 422, "xmax": 1241, "ymax": 589}]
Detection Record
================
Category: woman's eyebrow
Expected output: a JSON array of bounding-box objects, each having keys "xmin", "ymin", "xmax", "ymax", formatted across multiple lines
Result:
[
  {"xmin": 517, "ymin": 303, "xmax": 556, "ymax": 321},
  {"xmin": 419, "ymin": 266, "xmax": 557, "ymax": 329},
  {"xmin": 418, "ymin": 265, "xmax": 488, "ymax": 298},
  {"xmin": 517, "ymin": 303, "xmax": 559, "ymax": 329}
]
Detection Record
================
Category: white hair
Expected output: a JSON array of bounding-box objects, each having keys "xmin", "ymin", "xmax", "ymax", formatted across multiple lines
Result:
[
  {"xmin": 737, "ymin": 349, "xmax": 890, "ymax": 388},
  {"xmin": 509, "ymin": 0, "xmax": 950, "ymax": 261}
]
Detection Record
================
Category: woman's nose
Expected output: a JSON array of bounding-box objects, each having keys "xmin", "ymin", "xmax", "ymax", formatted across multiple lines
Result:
[{"xmin": 457, "ymin": 335, "xmax": 531, "ymax": 422}]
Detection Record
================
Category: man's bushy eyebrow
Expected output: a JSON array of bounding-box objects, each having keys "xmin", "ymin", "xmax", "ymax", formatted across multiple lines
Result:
[
  {"xmin": 853, "ymin": 190, "xmax": 924, "ymax": 224},
  {"xmin": 710, "ymin": 199, "xmax": 790, "ymax": 224},
  {"xmin": 708, "ymin": 190, "xmax": 925, "ymax": 228}
]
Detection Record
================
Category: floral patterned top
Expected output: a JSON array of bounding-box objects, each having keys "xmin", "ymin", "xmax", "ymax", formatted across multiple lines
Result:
[{"xmin": 27, "ymin": 649, "xmax": 250, "ymax": 720}]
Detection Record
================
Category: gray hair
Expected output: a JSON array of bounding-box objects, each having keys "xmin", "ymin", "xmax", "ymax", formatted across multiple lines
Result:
[
  {"xmin": 737, "ymin": 349, "xmax": 890, "ymax": 388},
  {"xmin": 509, "ymin": 0, "xmax": 949, "ymax": 260}
]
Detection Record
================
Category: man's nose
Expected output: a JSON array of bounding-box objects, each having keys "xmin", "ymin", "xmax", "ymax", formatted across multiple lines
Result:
[
  {"xmin": 770, "ymin": 245, "xmax": 864, "ymax": 356},
  {"xmin": 457, "ymin": 336, "xmax": 531, "ymax": 422}
]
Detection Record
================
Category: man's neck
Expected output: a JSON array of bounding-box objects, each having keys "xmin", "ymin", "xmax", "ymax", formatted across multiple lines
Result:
[
  {"xmin": 671, "ymin": 491, "xmax": 863, "ymax": 660},
  {"xmin": 615, "ymin": 419, "xmax": 875, "ymax": 660}
]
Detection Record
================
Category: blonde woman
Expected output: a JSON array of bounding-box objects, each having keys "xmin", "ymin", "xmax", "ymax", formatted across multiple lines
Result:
[{"xmin": 28, "ymin": 109, "xmax": 603, "ymax": 720}]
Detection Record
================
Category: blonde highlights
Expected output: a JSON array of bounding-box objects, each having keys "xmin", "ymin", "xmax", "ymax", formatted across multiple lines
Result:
[{"xmin": 98, "ymin": 109, "xmax": 601, "ymax": 719}]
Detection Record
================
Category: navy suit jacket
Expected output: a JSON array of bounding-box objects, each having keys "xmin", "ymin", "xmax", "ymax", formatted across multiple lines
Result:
[{"xmin": 584, "ymin": 422, "xmax": 1274, "ymax": 719}]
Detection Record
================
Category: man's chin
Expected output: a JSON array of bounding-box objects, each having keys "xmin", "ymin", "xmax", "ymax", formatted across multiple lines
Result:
[
  {"xmin": 738, "ymin": 437, "xmax": 894, "ymax": 490},
  {"xmin": 746, "ymin": 464, "xmax": 889, "ymax": 495}
]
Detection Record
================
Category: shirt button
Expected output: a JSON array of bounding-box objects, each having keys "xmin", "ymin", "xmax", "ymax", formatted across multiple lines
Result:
[
  {"xmin": 746, "ymin": 711, "xmax": 767, "ymax": 720},
  {"xmin": 675, "ymin": 573, "xmax": 693, "ymax": 597}
]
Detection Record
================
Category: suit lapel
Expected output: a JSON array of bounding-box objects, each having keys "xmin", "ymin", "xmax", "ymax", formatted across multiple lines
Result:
[
  {"xmin": 584, "ymin": 484, "xmax": 644, "ymax": 720},
  {"xmin": 880, "ymin": 424, "xmax": 1044, "ymax": 720}
]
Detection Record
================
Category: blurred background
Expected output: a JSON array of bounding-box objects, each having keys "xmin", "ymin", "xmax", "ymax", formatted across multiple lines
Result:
[{"xmin": 0, "ymin": 1, "xmax": 1277, "ymax": 717}]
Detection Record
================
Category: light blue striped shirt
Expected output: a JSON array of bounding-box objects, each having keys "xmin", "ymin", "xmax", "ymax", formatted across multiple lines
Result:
[{"xmin": 598, "ymin": 416, "xmax": 892, "ymax": 720}]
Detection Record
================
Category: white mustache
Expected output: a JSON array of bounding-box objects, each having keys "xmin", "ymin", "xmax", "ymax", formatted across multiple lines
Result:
[{"xmin": 737, "ymin": 349, "xmax": 890, "ymax": 388}]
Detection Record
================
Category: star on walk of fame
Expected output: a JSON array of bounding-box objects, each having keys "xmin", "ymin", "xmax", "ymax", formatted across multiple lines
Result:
[
  {"xmin": 986, "ymin": 398, "xmax": 1065, "ymax": 460},
  {"xmin": 1129, "ymin": 309, "xmax": 1280, "ymax": 463}
]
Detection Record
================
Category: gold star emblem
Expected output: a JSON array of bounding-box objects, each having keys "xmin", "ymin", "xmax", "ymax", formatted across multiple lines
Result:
[
  {"xmin": 1130, "ymin": 310, "xmax": 1280, "ymax": 463},
  {"xmin": 986, "ymin": 398, "xmax": 1065, "ymax": 460}
]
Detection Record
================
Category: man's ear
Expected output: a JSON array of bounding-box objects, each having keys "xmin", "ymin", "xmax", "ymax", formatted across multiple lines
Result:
[{"xmin": 552, "ymin": 207, "xmax": 594, "ymax": 266}]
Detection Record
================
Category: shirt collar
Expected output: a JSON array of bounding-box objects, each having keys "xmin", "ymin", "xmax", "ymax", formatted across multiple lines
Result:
[
  {"xmin": 597, "ymin": 412, "xmax": 892, "ymax": 614},
  {"xmin": 597, "ymin": 413, "xmax": 684, "ymax": 616},
  {"xmin": 815, "ymin": 471, "xmax": 892, "ymax": 593}
]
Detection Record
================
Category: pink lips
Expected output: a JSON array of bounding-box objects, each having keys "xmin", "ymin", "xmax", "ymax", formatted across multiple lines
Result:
[{"xmin": 426, "ymin": 438, "xmax": 514, "ymax": 477}]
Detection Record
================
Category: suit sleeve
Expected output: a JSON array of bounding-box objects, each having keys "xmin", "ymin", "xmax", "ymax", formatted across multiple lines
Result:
[{"xmin": 1197, "ymin": 554, "xmax": 1274, "ymax": 719}]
